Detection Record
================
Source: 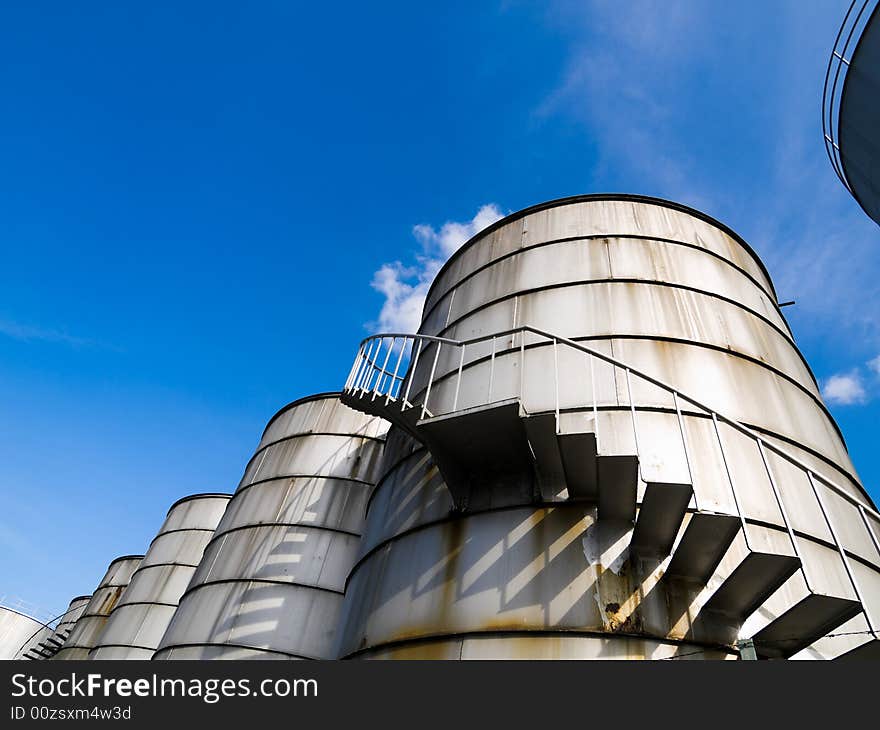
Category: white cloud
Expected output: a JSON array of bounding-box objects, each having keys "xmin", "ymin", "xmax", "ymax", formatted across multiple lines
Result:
[
  {"xmin": 369, "ymin": 204, "xmax": 504, "ymax": 333},
  {"xmin": 868, "ymin": 355, "xmax": 880, "ymax": 376},
  {"xmin": 822, "ymin": 371, "xmax": 867, "ymax": 406},
  {"xmin": 0, "ymin": 318, "xmax": 92, "ymax": 348}
]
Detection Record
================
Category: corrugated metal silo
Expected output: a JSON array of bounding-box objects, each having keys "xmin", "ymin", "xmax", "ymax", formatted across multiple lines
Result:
[
  {"xmin": 53, "ymin": 556, "xmax": 143, "ymax": 660},
  {"xmin": 339, "ymin": 194, "xmax": 880, "ymax": 660},
  {"xmin": 154, "ymin": 394, "xmax": 387, "ymax": 659},
  {"xmin": 0, "ymin": 606, "xmax": 48, "ymax": 660},
  {"xmin": 16, "ymin": 596, "xmax": 92, "ymax": 661},
  {"xmin": 89, "ymin": 494, "xmax": 231, "ymax": 659}
]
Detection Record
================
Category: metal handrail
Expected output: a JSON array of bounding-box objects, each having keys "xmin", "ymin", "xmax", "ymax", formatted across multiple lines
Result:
[
  {"xmin": 345, "ymin": 326, "xmax": 880, "ymax": 640},
  {"xmin": 822, "ymin": 0, "xmax": 879, "ymax": 194}
]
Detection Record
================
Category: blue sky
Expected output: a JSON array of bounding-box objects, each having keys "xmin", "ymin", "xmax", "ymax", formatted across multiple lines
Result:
[{"xmin": 1, "ymin": 1, "xmax": 878, "ymax": 618}]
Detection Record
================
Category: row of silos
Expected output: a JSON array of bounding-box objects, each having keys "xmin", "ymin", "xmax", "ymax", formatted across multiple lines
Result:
[
  {"xmin": 8, "ymin": 195, "xmax": 879, "ymax": 660},
  {"xmin": 12, "ymin": 395, "xmax": 387, "ymax": 661},
  {"xmin": 155, "ymin": 395, "xmax": 387, "ymax": 659}
]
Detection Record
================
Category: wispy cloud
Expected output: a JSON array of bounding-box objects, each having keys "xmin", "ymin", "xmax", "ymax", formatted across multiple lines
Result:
[
  {"xmin": 369, "ymin": 204, "xmax": 504, "ymax": 333},
  {"xmin": 533, "ymin": 0, "xmax": 880, "ymax": 353},
  {"xmin": 822, "ymin": 371, "xmax": 867, "ymax": 406},
  {"xmin": 821, "ymin": 354, "xmax": 880, "ymax": 406},
  {"xmin": 0, "ymin": 319, "xmax": 93, "ymax": 348}
]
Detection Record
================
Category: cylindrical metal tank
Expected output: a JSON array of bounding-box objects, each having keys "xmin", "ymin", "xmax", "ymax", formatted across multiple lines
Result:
[
  {"xmin": 53, "ymin": 556, "xmax": 143, "ymax": 660},
  {"xmin": 337, "ymin": 194, "xmax": 880, "ymax": 660},
  {"xmin": 18, "ymin": 595, "xmax": 92, "ymax": 660},
  {"xmin": 0, "ymin": 605, "xmax": 49, "ymax": 660},
  {"xmin": 154, "ymin": 394, "xmax": 388, "ymax": 659},
  {"xmin": 89, "ymin": 494, "xmax": 231, "ymax": 659}
]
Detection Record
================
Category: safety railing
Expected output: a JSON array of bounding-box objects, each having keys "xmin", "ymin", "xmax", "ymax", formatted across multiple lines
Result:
[
  {"xmin": 822, "ymin": 0, "xmax": 879, "ymax": 194},
  {"xmin": 344, "ymin": 327, "xmax": 880, "ymax": 642}
]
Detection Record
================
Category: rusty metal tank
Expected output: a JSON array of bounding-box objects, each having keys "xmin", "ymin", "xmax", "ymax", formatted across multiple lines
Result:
[
  {"xmin": 52, "ymin": 556, "xmax": 142, "ymax": 660},
  {"xmin": 338, "ymin": 194, "xmax": 880, "ymax": 660},
  {"xmin": 89, "ymin": 494, "xmax": 231, "ymax": 659},
  {"xmin": 153, "ymin": 394, "xmax": 387, "ymax": 659}
]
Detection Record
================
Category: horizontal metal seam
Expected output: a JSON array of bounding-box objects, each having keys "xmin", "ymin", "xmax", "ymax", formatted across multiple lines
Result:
[
  {"xmin": 177, "ymin": 577, "xmax": 345, "ymax": 606},
  {"xmin": 154, "ymin": 642, "xmax": 316, "ymax": 660},
  {"xmin": 345, "ymin": 501, "xmax": 880, "ymax": 591},
  {"xmin": 203, "ymin": 521, "xmax": 362, "ymax": 553},
  {"xmin": 341, "ymin": 628, "xmax": 739, "ymax": 660},
  {"xmin": 432, "ymin": 277, "xmax": 814, "ymax": 388},
  {"xmin": 241, "ymin": 431, "xmax": 385, "ymax": 477},
  {"xmin": 423, "ymin": 194, "xmax": 779, "ymax": 303},
  {"xmin": 231, "ymin": 473, "xmax": 375, "ymax": 502},
  {"xmin": 407, "ymin": 332, "xmax": 840, "ymax": 448},
  {"xmin": 423, "ymin": 233, "xmax": 780, "ymax": 328}
]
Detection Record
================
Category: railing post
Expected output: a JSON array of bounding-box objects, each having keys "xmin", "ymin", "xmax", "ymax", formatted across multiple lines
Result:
[
  {"xmin": 672, "ymin": 391, "xmax": 696, "ymax": 510},
  {"xmin": 553, "ymin": 337, "xmax": 560, "ymax": 433},
  {"xmin": 453, "ymin": 344, "xmax": 465, "ymax": 412},
  {"xmin": 712, "ymin": 413, "xmax": 750, "ymax": 548},
  {"xmin": 858, "ymin": 504, "xmax": 880, "ymax": 561},
  {"xmin": 808, "ymin": 471, "xmax": 877, "ymax": 637},
  {"xmin": 402, "ymin": 337, "xmax": 423, "ymax": 409},
  {"xmin": 386, "ymin": 336, "xmax": 407, "ymax": 405},
  {"xmin": 589, "ymin": 352, "xmax": 600, "ymax": 453},
  {"xmin": 373, "ymin": 337, "xmax": 395, "ymax": 401},
  {"xmin": 422, "ymin": 342, "xmax": 442, "ymax": 419},
  {"xmin": 624, "ymin": 368, "xmax": 640, "ymax": 466},
  {"xmin": 757, "ymin": 440, "xmax": 809, "ymax": 591},
  {"xmin": 488, "ymin": 336, "xmax": 496, "ymax": 403},
  {"xmin": 344, "ymin": 344, "xmax": 364, "ymax": 391},
  {"xmin": 356, "ymin": 339, "xmax": 376, "ymax": 393}
]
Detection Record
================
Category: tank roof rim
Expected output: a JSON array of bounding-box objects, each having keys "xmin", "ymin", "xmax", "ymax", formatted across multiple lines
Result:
[
  {"xmin": 260, "ymin": 392, "xmax": 344, "ymax": 438},
  {"xmin": 165, "ymin": 492, "xmax": 233, "ymax": 515},
  {"xmin": 423, "ymin": 193, "xmax": 778, "ymax": 306}
]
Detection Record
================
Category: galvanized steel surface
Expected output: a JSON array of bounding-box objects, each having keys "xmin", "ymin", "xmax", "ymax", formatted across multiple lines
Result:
[
  {"xmin": 0, "ymin": 606, "xmax": 48, "ymax": 660},
  {"xmin": 154, "ymin": 394, "xmax": 387, "ymax": 660},
  {"xmin": 89, "ymin": 494, "xmax": 231, "ymax": 660},
  {"xmin": 52, "ymin": 556, "xmax": 143, "ymax": 660},
  {"xmin": 337, "ymin": 196, "xmax": 880, "ymax": 659}
]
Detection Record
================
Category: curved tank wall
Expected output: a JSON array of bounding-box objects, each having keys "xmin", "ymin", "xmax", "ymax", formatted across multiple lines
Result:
[
  {"xmin": 0, "ymin": 606, "xmax": 48, "ymax": 660},
  {"xmin": 20, "ymin": 595, "xmax": 92, "ymax": 660},
  {"xmin": 90, "ymin": 494, "xmax": 231, "ymax": 659},
  {"xmin": 838, "ymin": 3, "xmax": 880, "ymax": 227},
  {"xmin": 53, "ymin": 556, "xmax": 143, "ymax": 660},
  {"xmin": 154, "ymin": 394, "xmax": 388, "ymax": 660},
  {"xmin": 336, "ymin": 195, "xmax": 880, "ymax": 660}
]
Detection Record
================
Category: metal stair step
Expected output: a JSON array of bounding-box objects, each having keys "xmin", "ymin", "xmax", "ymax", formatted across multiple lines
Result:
[
  {"xmin": 836, "ymin": 639, "xmax": 880, "ymax": 660},
  {"xmin": 631, "ymin": 482, "xmax": 693, "ymax": 556},
  {"xmin": 557, "ymin": 432, "xmax": 598, "ymax": 500},
  {"xmin": 597, "ymin": 454, "xmax": 638, "ymax": 522},
  {"xmin": 702, "ymin": 552, "xmax": 802, "ymax": 621},
  {"xmin": 416, "ymin": 399, "xmax": 533, "ymax": 509},
  {"xmin": 521, "ymin": 413, "xmax": 566, "ymax": 498},
  {"xmin": 341, "ymin": 390, "xmax": 423, "ymax": 440},
  {"xmin": 752, "ymin": 594, "xmax": 863, "ymax": 659},
  {"xmin": 665, "ymin": 513, "xmax": 741, "ymax": 584}
]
